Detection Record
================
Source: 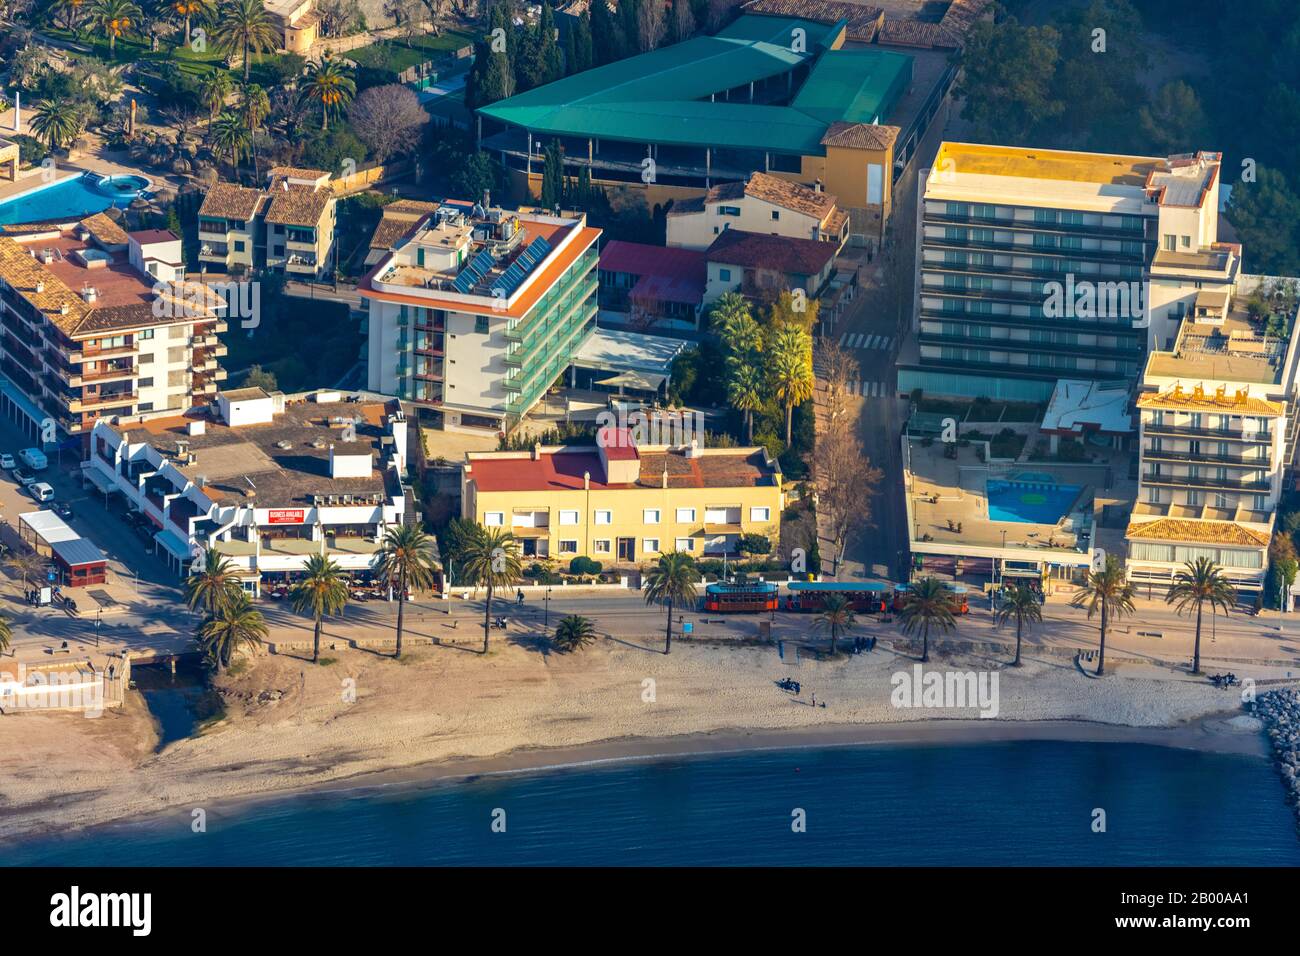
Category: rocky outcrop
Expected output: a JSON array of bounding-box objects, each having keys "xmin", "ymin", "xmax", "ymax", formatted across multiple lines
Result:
[{"xmin": 1252, "ymin": 688, "xmax": 1300, "ymax": 831}]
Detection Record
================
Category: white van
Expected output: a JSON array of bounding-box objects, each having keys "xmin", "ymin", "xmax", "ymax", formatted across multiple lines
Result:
[
  {"xmin": 19, "ymin": 448, "xmax": 48, "ymax": 470},
  {"xmin": 29, "ymin": 482, "xmax": 55, "ymax": 503}
]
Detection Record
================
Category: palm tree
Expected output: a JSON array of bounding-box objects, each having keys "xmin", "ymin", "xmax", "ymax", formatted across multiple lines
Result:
[
  {"xmin": 769, "ymin": 325, "xmax": 814, "ymax": 445},
  {"xmin": 197, "ymin": 592, "xmax": 267, "ymax": 670},
  {"xmin": 300, "ymin": 52, "xmax": 356, "ymax": 131},
  {"xmin": 898, "ymin": 576, "xmax": 957, "ymax": 663},
  {"xmin": 1071, "ymin": 553, "xmax": 1136, "ymax": 676},
  {"xmin": 170, "ymin": 0, "xmax": 213, "ymax": 47},
  {"xmin": 4, "ymin": 548, "xmax": 48, "ymax": 591},
  {"xmin": 642, "ymin": 550, "xmax": 699, "ymax": 654},
  {"xmin": 52, "ymin": 0, "xmax": 90, "ymax": 35},
  {"xmin": 0, "ymin": 613, "xmax": 12, "ymax": 657},
  {"xmin": 199, "ymin": 67, "xmax": 232, "ymax": 125},
  {"xmin": 455, "ymin": 524, "xmax": 523, "ymax": 653},
  {"xmin": 290, "ymin": 554, "xmax": 350, "ymax": 664},
  {"xmin": 88, "ymin": 0, "xmax": 143, "ymax": 53},
  {"xmin": 211, "ymin": 0, "xmax": 279, "ymax": 82},
  {"xmin": 209, "ymin": 110, "xmax": 250, "ymax": 176},
  {"xmin": 994, "ymin": 582, "xmax": 1041, "ymax": 667},
  {"xmin": 726, "ymin": 360, "xmax": 765, "ymax": 444},
  {"xmin": 553, "ymin": 615, "xmax": 597, "ymax": 653},
  {"xmin": 239, "ymin": 82, "xmax": 270, "ymax": 181},
  {"xmin": 29, "ymin": 99, "xmax": 84, "ymax": 152},
  {"xmin": 371, "ymin": 524, "xmax": 440, "ymax": 659},
  {"xmin": 1166, "ymin": 557, "xmax": 1236, "ymax": 675},
  {"xmin": 184, "ymin": 546, "xmax": 244, "ymax": 615},
  {"xmin": 814, "ymin": 592, "xmax": 855, "ymax": 656}
]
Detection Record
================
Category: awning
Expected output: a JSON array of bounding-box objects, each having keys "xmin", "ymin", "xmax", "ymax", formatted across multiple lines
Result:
[
  {"xmin": 1000, "ymin": 567, "xmax": 1043, "ymax": 578},
  {"xmin": 154, "ymin": 528, "xmax": 193, "ymax": 561},
  {"xmin": 703, "ymin": 523, "xmax": 744, "ymax": 534},
  {"xmin": 81, "ymin": 465, "xmax": 118, "ymax": 495},
  {"xmin": 594, "ymin": 370, "xmax": 667, "ymax": 392},
  {"xmin": 509, "ymin": 526, "xmax": 551, "ymax": 538}
]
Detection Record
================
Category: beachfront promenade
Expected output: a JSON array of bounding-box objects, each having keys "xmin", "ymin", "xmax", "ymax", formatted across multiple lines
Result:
[{"xmin": 6, "ymin": 584, "xmax": 1300, "ymax": 682}]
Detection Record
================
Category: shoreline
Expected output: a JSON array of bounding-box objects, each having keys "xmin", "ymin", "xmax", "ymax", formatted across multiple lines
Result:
[{"xmin": 6, "ymin": 710, "xmax": 1268, "ymax": 848}]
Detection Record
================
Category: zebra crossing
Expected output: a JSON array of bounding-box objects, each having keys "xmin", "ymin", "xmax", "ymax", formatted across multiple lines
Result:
[
  {"xmin": 837, "ymin": 332, "xmax": 893, "ymax": 351},
  {"xmin": 847, "ymin": 379, "xmax": 892, "ymax": 398}
]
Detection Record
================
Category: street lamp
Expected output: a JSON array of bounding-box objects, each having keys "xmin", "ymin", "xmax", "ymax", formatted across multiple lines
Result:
[
  {"xmin": 94, "ymin": 608, "xmax": 101, "ymax": 647},
  {"xmin": 544, "ymin": 587, "xmax": 552, "ymax": 628}
]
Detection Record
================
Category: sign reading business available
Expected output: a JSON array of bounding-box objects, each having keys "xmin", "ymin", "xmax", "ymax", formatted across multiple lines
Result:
[{"xmin": 267, "ymin": 508, "xmax": 307, "ymax": 525}]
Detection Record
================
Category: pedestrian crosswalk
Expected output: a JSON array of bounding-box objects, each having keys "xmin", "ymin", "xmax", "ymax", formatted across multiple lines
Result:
[
  {"xmin": 837, "ymin": 332, "xmax": 893, "ymax": 351},
  {"xmin": 848, "ymin": 380, "xmax": 892, "ymax": 398}
]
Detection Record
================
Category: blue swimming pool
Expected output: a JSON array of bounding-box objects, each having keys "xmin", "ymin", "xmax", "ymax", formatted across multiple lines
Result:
[
  {"xmin": 987, "ymin": 478, "xmax": 1083, "ymax": 524},
  {"xmin": 0, "ymin": 173, "xmax": 150, "ymax": 226}
]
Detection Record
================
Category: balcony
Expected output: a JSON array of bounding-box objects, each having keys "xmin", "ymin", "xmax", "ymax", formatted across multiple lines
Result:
[
  {"xmin": 70, "ymin": 364, "xmax": 138, "ymax": 386},
  {"xmin": 921, "ymin": 234, "xmax": 1147, "ymax": 264},
  {"xmin": 923, "ymin": 210, "xmax": 1148, "ymax": 241},
  {"xmin": 75, "ymin": 343, "xmax": 136, "ymax": 362},
  {"xmin": 72, "ymin": 390, "xmax": 137, "ymax": 412},
  {"xmin": 916, "ymin": 330, "xmax": 1143, "ymax": 361},
  {"xmin": 1143, "ymin": 422, "xmax": 1272, "ymax": 444},
  {"xmin": 1141, "ymin": 471, "xmax": 1271, "ymax": 492},
  {"xmin": 1141, "ymin": 446, "xmax": 1272, "ymax": 466}
]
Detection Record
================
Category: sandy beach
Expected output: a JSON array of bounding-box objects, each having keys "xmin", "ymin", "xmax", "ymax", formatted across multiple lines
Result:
[{"xmin": 0, "ymin": 638, "xmax": 1272, "ymax": 840}]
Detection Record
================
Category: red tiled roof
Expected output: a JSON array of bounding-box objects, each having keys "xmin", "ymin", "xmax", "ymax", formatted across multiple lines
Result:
[
  {"xmin": 468, "ymin": 447, "xmax": 776, "ymax": 492},
  {"xmin": 599, "ymin": 240, "xmax": 707, "ymax": 283},
  {"xmin": 706, "ymin": 229, "xmax": 837, "ymax": 275},
  {"xmin": 598, "ymin": 427, "xmax": 638, "ymax": 459},
  {"xmin": 129, "ymin": 229, "xmax": 179, "ymax": 244}
]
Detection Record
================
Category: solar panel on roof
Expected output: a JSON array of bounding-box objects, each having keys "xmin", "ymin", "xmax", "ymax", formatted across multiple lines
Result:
[{"xmin": 492, "ymin": 261, "xmax": 529, "ymax": 298}]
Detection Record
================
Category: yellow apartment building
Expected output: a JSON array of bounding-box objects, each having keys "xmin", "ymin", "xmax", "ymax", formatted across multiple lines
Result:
[{"xmin": 461, "ymin": 430, "xmax": 784, "ymax": 564}]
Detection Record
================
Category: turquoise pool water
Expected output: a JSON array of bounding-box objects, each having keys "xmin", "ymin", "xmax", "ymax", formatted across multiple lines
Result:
[
  {"xmin": 987, "ymin": 478, "xmax": 1083, "ymax": 524},
  {"xmin": 0, "ymin": 173, "xmax": 150, "ymax": 226}
]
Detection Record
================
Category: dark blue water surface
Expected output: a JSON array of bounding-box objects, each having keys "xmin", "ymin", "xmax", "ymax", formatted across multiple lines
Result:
[{"xmin": 6, "ymin": 741, "xmax": 1298, "ymax": 866}]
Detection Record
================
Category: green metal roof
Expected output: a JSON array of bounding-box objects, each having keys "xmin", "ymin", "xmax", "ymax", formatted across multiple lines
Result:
[{"xmin": 478, "ymin": 15, "xmax": 913, "ymax": 156}]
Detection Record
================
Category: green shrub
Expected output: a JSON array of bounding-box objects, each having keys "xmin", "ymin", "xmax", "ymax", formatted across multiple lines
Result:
[{"xmin": 569, "ymin": 556, "xmax": 602, "ymax": 576}]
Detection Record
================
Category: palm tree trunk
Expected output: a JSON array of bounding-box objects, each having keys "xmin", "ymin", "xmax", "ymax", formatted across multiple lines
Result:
[
  {"xmin": 395, "ymin": 587, "xmax": 406, "ymax": 659},
  {"xmin": 1013, "ymin": 616, "xmax": 1022, "ymax": 666},
  {"xmin": 244, "ymin": 37, "xmax": 251, "ymax": 82},
  {"xmin": 829, "ymin": 623, "xmax": 837, "ymax": 656},
  {"xmin": 785, "ymin": 403, "xmax": 793, "ymax": 445},
  {"xmin": 312, "ymin": 617, "xmax": 321, "ymax": 663},
  {"xmin": 746, "ymin": 411, "xmax": 754, "ymax": 444},
  {"xmin": 483, "ymin": 585, "xmax": 493, "ymax": 653},
  {"xmin": 664, "ymin": 598, "xmax": 673, "ymax": 654},
  {"xmin": 250, "ymin": 130, "xmax": 260, "ymax": 182},
  {"xmin": 921, "ymin": 621, "xmax": 929, "ymax": 663},
  {"xmin": 1192, "ymin": 601, "xmax": 1202, "ymax": 675},
  {"xmin": 1096, "ymin": 602, "xmax": 1107, "ymax": 676},
  {"xmin": 185, "ymin": 16, "xmax": 191, "ymax": 47}
]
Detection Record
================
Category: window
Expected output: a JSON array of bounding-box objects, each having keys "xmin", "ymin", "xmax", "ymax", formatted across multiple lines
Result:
[
  {"xmin": 139, "ymin": 329, "xmax": 154, "ymax": 340},
  {"xmin": 675, "ymin": 537, "xmax": 694, "ymax": 552},
  {"xmin": 771, "ymin": 210, "xmax": 780, "ymax": 221},
  {"xmin": 1164, "ymin": 235, "xmax": 1176, "ymax": 251},
  {"xmin": 558, "ymin": 540, "xmax": 578, "ymax": 554},
  {"xmin": 474, "ymin": 316, "xmax": 489, "ymax": 335},
  {"xmin": 594, "ymin": 510, "xmax": 612, "ymax": 525},
  {"xmin": 1181, "ymin": 235, "xmax": 1191, "ymax": 248},
  {"xmin": 643, "ymin": 509, "xmax": 660, "ymax": 524},
  {"xmin": 559, "ymin": 510, "xmax": 579, "ymax": 525},
  {"xmin": 675, "ymin": 507, "xmax": 696, "ymax": 522},
  {"xmin": 749, "ymin": 507, "xmax": 770, "ymax": 522},
  {"xmin": 642, "ymin": 538, "xmax": 660, "ymax": 554},
  {"xmin": 138, "ymin": 377, "xmax": 154, "ymax": 388},
  {"xmin": 593, "ymin": 539, "xmax": 611, "ymax": 554},
  {"xmin": 484, "ymin": 512, "xmax": 504, "ymax": 526},
  {"xmin": 234, "ymin": 240, "xmax": 245, "ymax": 252},
  {"xmin": 718, "ymin": 268, "xmax": 732, "ymax": 282},
  {"xmin": 138, "ymin": 402, "xmax": 153, "ymax": 412},
  {"xmin": 718, "ymin": 205, "xmax": 741, "ymax": 217}
]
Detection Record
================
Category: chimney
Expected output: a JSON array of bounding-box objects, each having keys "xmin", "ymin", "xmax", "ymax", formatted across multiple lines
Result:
[
  {"xmin": 483, "ymin": 188, "xmax": 491, "ymax": 209},
  {"xmin": 583, "ymin": 470, "xmax": 590, "ymax": 490},
  {"xmin": 661, "ymin": 467, "xmax": 668, "ymax": 489},
  {"xmin": 684, "ymin": 439, "xmax": 701, "ymax": 459},
  {"xmin": 531, "ymin": 443, "xmax": 540, "ymax": 461},
  {"xmin": 814, "ymin": 179, "xmax": 823, "ymax": 193}
]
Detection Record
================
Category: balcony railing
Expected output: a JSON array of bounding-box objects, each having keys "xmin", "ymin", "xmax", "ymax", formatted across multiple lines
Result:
[
  {"xmin": 1143, "ymin": 422, "xmax": 1272, "ymax": 444},
  {"xmin": 1141, "ymin": 472, "xmax": 1271, "ymax": 492},
  {"xmin": 1141, "ymin": 446, "xmax": 1272, "ymax": 466}
]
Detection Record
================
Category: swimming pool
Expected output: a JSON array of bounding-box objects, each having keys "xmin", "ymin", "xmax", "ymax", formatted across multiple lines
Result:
[
  {"xmin": 986, "ymin": 478, "xmax": 1083, "ymax": 524},
  {"xmin": 0, "ymin": 173, "xmax": 151, "ymax": 226}
]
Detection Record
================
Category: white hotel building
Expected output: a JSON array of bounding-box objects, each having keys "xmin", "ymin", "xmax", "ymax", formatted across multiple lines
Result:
[{"xmin": 84, "ymin": 388, "xmax": 412, "ymax": 590}]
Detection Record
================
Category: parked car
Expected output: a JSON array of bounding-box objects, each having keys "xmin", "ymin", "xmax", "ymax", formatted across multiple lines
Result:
[
  {"xmin": 11, "ymin": 468, "xmax": 35, "ymax": 486},
  {"xmin": 51, "ymin": 501, "xmax": 74, "ymax": 520},
  {"xmin": 18, "ymin": 448, "xmax": 48, "ymax": 470},
  {"xmin": 28, "ymin": 482, "xmax": 55, "ymax": 503},
  {"xmin": 0, "ymin": 453, "xmax": 14, "ymax": 470}
]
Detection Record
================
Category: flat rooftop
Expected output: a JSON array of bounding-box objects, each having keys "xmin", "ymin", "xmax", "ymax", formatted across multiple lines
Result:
[
  {"xmin": 126, "ymin": 400, "xmax": 398, "ymax": 507},
  {"xmin": 933, "ymin": 142, "xmax": 1164, "ymax": 187},
  {"xmin": 1144, "ymin": 302, "xmax": 1288, "ymax": 386}
]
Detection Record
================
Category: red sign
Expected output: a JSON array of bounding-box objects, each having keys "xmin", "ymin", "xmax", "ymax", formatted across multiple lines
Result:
[{"xmin": 267, "ymin": 509, "xmax": 306, "ymax": 524}]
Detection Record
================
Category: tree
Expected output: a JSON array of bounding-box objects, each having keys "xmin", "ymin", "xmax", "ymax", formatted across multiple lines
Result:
[
  {"xmin": 814, "ymin": 593, "xmax": 854, "ymax": 656},
  {"xmin": 1071, "ymin": 553, "xmax": 1136, "ymax": 676},
  {"xmin": 88, "ymin": 0, "xmax": 142, "ymax": 50},
  {"xmin": 814, "ymin": 394, "xmax": 881, "ymax": 574},
  {"xmin": 197, "ymin": 592, "xmax": 267, "ymax": 670},
  {"xmin": 371, "ymin": 524, "xmax": 440, "ymax": 659},
  {"xmin": 4, "ymin": 548, "xmax": 47, "ymax": 591},
  {"xmin": 636, "ymin": 0, "xmax": 665, "ymax": 52},
  {"xmin": 239, "ymin": 82, "xmax": 270, "ymax": 181},
  {"xmin": 994, "ymin": 582, "xmax": 1041, "ymax": 667},
  {"xmin": 51, "ymin": 0, "xmax": 90, "ymax": 34},
  {"xmin": 349, "ymin": 84, "xmax": 429, "ymax": 163},
  {"xmin": 642, "ymin": 550, "xmax": 699, "ymax": 654},
  {"xmin": 517, "ymin": 1, "xmax": 563, "ymax": 89},
  {"xmin": 243, "ymin": 364, "xmax": 277, "ymax": 391},
  {"xmin": 590, "ymin": 0, "xmax": 624, "ymax": 66},
  {"xmin": 300, "ymin": 52, "xmax": 356, "ymax": 131},
  {"xmin": 669, "ymin": 0, "xmax": 694, "ymax": 43},
  {"xmin": 169, "ymin": 0, "xmax": 214, "ymax": 47},
  {"xmin": 539, "ymin": 138, "xmax": 564, "ymax": 209},
  {"xmin": 455, "ymin": 523, "xmax": 523, "ymax": 653},
  {"xmin": 199, "ymin": 67, "xmax": 233, "ymax": 125},
  {"xmin": 726, "ymin": 361, "xmax": 764, "ymax": 444},
  {"xmin": 1139, "ymin": 80, "xmax": 1208, "ymax": 154},
  {"xmin": 0, "ymin": 613, "xmax": 11, "ymax": 657},
  {"xmin": 184, "ymin": 546, "xmax": 245, "ymax": 615},
  {"xmin": 211, "ymin": 0, "xmax": 280, "ymax": 82},
  {"xmin": 897, "ymin": 577, "xmax": 957, "ymax": 663},
  {"xmin": 955, "ymin": 17, "xmax": 1063, "ymax": 142},
  {"xmin": 209, "ymin": 110, "xmax": 250, "ymax": 176},
  {"xmin": 568, "ymin": 9, "xmax": 593, "ymax": 73},
  {"xmin": 448, "ymin": 150, "xmax": 498, "ymax": 204},
  {"xmin": 1166, "ymin": 558, "xmax": 1237, "ymax": 676},
  {"xmin": 1226, "ymin": 168, "xmax": 1300, "ymax": 276},
  {"xmin": 29, "ymin": 99, "xmax": 84, "ymax": 152},
  {"xmin": 290, "ymin": 554, "xmax": 350, "ymax": 664},
  {"xmin": 768, "ymin": 325, "xmax": 813, "ymax": 445},
  {"xmin": 553, "ymin": 614, "xmax": 597, "ymax": 652}
]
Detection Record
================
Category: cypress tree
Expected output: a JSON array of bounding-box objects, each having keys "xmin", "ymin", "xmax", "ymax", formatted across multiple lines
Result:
[{"xmin": 573, "ymin": 10, "xmax": 594, "ymax": 72}]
